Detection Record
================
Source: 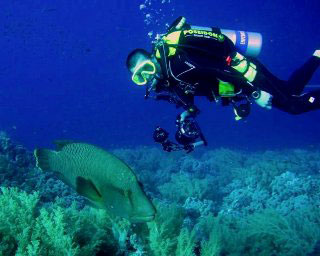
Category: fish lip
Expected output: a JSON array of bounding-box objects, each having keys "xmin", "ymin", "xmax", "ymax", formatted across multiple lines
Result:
[{"xmin": 130, "ymin": 214, "xmax": 155, "ymax": 223}]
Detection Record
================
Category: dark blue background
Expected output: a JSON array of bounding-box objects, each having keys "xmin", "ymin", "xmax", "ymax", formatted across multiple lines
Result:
[{"xmin": 0, "ymin": 0, "xmax": 319, "ymax": 151}]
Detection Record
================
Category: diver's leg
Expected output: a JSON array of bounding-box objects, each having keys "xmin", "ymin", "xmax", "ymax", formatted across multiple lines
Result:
[
  {"xmin": 272, "ymin": 90, "xmax": 320, "ymax": 114},
  {"xmin": 286, "ymin": 53, "xmax": 320, "ymax": 95}
]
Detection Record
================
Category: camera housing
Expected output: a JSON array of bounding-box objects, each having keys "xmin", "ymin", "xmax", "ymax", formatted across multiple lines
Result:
[{"xmin": 175, "ymin": 118, "xmax": 200, "ymax": 145}]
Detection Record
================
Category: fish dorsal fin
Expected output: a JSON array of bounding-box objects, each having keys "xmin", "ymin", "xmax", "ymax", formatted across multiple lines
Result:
[
  {"xmin": 53, "ymin": 140, "xmax": 77, "ymax": 151},
  {"xmin": 76, "ymin": 176, "xmax": 103, "ymax": 202}
]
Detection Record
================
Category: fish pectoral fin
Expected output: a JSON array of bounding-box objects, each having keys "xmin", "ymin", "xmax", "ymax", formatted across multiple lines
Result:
[
  {"xmin": 76, "ymin": 176, "xmax": 103, "ymax": 202},
  {"xmin": 53, "ymin": 140, "xmax": 78, "ymax": 151}
]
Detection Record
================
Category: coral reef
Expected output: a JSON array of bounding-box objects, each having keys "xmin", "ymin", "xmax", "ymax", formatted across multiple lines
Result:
[{"xmin": 0, "ymin": 132, "xmax": 319, "ymax": 255}]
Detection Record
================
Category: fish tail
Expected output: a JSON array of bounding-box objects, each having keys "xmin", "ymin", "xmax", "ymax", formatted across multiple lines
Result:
[{"xmin": 34, "ymin": 149, "xmax": 56, "ymax": 171}]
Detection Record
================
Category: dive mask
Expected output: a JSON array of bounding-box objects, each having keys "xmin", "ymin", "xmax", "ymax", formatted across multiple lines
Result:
[{"xmin": 132, "ymin": 60, "xmax": 156, "ymax": 86}]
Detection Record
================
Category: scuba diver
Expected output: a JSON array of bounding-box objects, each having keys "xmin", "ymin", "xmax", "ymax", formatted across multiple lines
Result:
[{"xmin": 126, "ymin": 16, "xmax": 320, "ymax": 153}]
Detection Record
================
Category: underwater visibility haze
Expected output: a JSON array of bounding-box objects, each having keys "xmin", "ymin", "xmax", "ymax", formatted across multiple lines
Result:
[
  {"xmin": 0, "ymin": 0, "xmax": 320, "ymax": 255},
  {"xmin": 1, "ymin": 0, "xmax": 320, "ymax": 150}
]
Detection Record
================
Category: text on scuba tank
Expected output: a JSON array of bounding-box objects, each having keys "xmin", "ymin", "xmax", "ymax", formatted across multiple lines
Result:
[
  {"xmin": 240, "ymin": 31, "xmax": 246, "ymax": 45},
  {"xmin": 183, "ymin": 30, "xmax": 225, "ymax": 42}
]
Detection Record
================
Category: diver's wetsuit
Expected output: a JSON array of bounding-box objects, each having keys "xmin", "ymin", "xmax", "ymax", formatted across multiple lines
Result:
[
  {"xmin": 256, "ymin": 56, "xmax": 320, "ymax": 114},
  {"xmin": 153, "ymin": 25, "xmax": 320, "ymax": 115}
]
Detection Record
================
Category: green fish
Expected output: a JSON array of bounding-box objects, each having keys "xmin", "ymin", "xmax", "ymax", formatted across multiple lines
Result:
[{"xmin": 34, "ymin": 141, "xmax": 156, "ymax": 223}]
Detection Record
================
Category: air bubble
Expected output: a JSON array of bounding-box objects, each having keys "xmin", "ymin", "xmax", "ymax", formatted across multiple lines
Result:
[{"xmin": 139, "ymin": 0, "xmax": 176, "ymax": 39}]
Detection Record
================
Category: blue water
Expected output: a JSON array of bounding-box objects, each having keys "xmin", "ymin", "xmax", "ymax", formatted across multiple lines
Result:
[
  {"xmin": 0, "ymin": 0, "xmax": 320, "ymax": 151},
  {"xmin": 1, "ymin": 2, "xmax": 320, "ymax": 255}
]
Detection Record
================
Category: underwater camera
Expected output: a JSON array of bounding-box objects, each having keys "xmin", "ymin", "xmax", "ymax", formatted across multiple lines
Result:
[{"xmin": 175, "ymin": 117, "xmax": 201, "ymax": 145}]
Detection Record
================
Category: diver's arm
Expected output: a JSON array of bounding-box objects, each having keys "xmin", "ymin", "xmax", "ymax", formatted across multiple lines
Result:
[
  {"xmin": 152, "ymin": 90, "xmax": 194, "ymax": 109},
  {"xmin": 152, "ymin": 78, "xmax": 197, "ymax": 110}
]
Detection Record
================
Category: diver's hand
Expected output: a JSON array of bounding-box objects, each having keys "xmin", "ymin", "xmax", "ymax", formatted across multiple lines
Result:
[{"xmin": 255, "ymin": 91, "xmax": 273, "ymax": 110}]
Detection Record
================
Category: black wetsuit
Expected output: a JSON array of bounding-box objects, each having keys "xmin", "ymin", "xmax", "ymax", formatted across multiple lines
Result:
[
  {"xmin": 153, "ymin": 26, "xmax": 320, "ymax": 115},
  {"xmin": 257, "ymin": 56, "xmax": 320, "ymax": 114}
]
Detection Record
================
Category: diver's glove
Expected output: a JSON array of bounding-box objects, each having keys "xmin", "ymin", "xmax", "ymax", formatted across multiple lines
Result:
[
  {"xmin": 254, "ymin": 90, "xmax": 273, "ymax": 110},
  {"xmin": 313, "ymin": 50, "xmax": 320, "ymax": 58}
]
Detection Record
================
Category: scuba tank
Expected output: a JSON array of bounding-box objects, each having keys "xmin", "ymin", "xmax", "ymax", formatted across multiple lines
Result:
[
  {"xmin": 167, "ymin": 16, "xmax": 263, "ymax": 57},
  {"xmin": 190, "ymin": 25, "xmax": 262, "ymax": 57}
]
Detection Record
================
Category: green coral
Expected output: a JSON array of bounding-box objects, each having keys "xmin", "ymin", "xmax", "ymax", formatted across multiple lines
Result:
[
  {"xmin": 175, "ymin": 228, "xmax": 197, "ymax": 256},
  {"xmin": 31, "ymin": 206, "xmax": 78, "ymax": 255},
  {"xmin": 147, "ymin": 201, "xmax": 184, "ymax": 256},
  {"xmin": 243, "ymin": 208, "xmax": 320, "ymax": 256},
  {"xmin": 2, "ymin": 143, "xmax": 320, "ymax": 256},
  {"xmin": 0, "ymin": 187, "xmax": 40, "ymax": 255},
  {"xmin": 145, "ymin": 206, "xmax": 320, "ymax": 256},
  {"xmin": 158, "ymin": 173, "xmax": 214, "ymax": 203},
  {"xmin": 196, "ymin": 208, "xmax": 320, "ymax": 256},
  {"xmin": 197, "ymin": 214, "xmax": 221, "ymax": 256},
  {"xmin": 146, "ymin": 202, "xmax": 222, "ymax": 256},
  {"xmin": 0, "ymin": 187, "xmax": 116, "ymax": 256}
]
